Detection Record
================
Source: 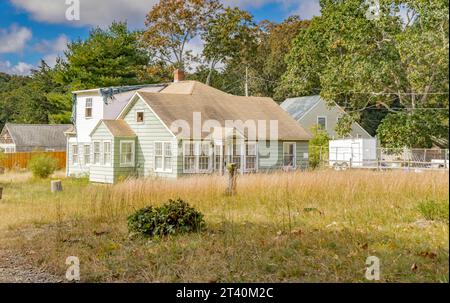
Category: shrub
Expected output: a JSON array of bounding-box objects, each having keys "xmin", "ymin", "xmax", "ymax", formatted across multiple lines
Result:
[
  {"xmin": 418, "ymin": 199, "xmax": 449, "ymax": 223},
  {"xmin": 28, "ymin": 154, "xmax": 58, "ymax": 178},
  {"xmin": 128, "ymin": 199, "xmax": 205, "ymax": 238}
]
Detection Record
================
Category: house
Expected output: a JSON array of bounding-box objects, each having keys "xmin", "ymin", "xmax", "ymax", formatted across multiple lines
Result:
[
  {"xmin": 0, "ymin": 123, "xmax": 72, "ymax": 153},
  {"xmin": 66, "ymin": 71, "xmax": 311, "ymax": 183},
  {"xmin": 281, "ymin": 96, "xmax": 372, "ymax": 139}
]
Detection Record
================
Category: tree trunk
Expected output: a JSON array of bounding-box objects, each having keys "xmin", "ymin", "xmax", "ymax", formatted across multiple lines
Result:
[
  {"xmin": 0, "ymin": 187, "xmax": 3, "ymax": 200},
  {"xmin": 51, "ymin": 180, "xmax": 63, "ymax": 193},
  {"xmin": 0, "ymin": 167, "xmax": 4, "ymax": 175}
]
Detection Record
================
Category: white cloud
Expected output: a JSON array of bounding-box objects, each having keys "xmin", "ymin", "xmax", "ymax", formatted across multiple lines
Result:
[
  {"xmin": 11, "ymin": 0, "xmax": 159, "ymax": 28},
  {"xmin": 293, "ymin": 0, "xmax": 321, "ymax": 20},
  {"xmin": 34, "ymin": 34, "xmax": 69, "ymax": 53},
  {"xmin": 0, "ymin": 25, "xmax": 32, "ymax": 54},
  {"xmin": 0, "ymin": 60, "xmax": 34, "ymax": 75},
  {"xmin": 33, "ymin": 34, "xmax": 69, "ymax": 67},
  {"xmin": 11, "ymin": 0, "xmax": 321, "ymax": 29}
]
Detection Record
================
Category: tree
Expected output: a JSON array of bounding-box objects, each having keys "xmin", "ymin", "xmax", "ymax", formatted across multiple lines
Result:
[
  {"xmin": 194, "ymin": 16, "xmax": 310, "ymax": 99},
  {"xmin": 377, "ymin": 110, "xmax": 449, "ymax": 149},
  {"xmin": 143, "ymin": 0, "xmax": 222, "ymax": 71},
  {"xmin": 309, "ymin": 125, "xmax": 330, "ymax": 169},
  {"xmin": 55, "ymin": 22, "xmax": 151, "ymax": 90},
  {"xmin": 202, "ymin": 7, "xmax": 256, "ymax": 85},
  {"xmin": 252, "ymin": 17, "xmax": 310, "ymax": 100},
  {"xmin": 277, "ymin": 0, "xmax": 449, "ymax": 147}
]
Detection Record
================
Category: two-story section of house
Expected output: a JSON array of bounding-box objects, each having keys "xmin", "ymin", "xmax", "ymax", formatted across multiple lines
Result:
[{"xmin": 65, "ymin": 85, "xmax": 166, "ymax": 177}]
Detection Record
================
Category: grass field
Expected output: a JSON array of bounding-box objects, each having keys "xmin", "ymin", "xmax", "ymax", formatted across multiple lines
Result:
[{"xmin": 0, "ymin": 170, "xmax": 448, "ymax": 282}]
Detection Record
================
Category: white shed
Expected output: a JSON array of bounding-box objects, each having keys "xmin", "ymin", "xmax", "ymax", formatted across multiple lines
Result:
[{"xmin": 329, "ymin": 138, "xmax": 377, "ymax": 168}]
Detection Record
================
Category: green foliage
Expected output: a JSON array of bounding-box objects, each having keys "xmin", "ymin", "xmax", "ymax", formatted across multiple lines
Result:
[
  {"xmin": 128, "ymin": 199, "xmax": 205, "ymax": 238},
  {"xmin": 278, "ymin": 0, "xmax": 449, "ymax": 147},
  {"xmin": 202, "ymin": 7, "xmax": 257, "ymax": 85},
  {"xmin": 335, "ymin": 114, "xmax": 356, "ymax": 138},
  {"xmin": 0, "ymin": 61, "xmax": 72, "ymax": 129},
  {"xmin": 55, "ymin": 22, "xmax": 151, "ymax": 90},
  {"xmin": 309, "ymin": 126, "xmax": 330, "ymax": 169},
  {"xmin": 377, "ymin": 111, "xmax": 449, "ymax": 148},
  {"xmin": 144, "ymin": 0, "xmax": 222, "ymax": 70},
  {"xmin": 418, "ymin": 199, "xmax": 449, "ymax": 223},
  {"xmin": 28, "ymin": 154, "xmax": 58, "ymax": 179}
]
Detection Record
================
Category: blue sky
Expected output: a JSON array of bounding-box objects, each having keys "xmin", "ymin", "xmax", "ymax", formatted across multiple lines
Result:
[{"xmin": 0, "ymin": 0, "xmax": 321, "ymax": 75}]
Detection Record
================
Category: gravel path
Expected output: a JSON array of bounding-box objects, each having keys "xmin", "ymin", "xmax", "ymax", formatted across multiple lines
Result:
[{"xmin": 0, "ymin": 250, "xmax": 62, "ymax": 283}]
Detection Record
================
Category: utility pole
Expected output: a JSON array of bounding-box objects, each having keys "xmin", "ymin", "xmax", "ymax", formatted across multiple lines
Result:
[{"xmin": 245, "ymin": 66, "xmax": 249, "ymax": 97}]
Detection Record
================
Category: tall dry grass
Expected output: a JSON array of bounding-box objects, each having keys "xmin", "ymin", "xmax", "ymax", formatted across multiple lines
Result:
[{"xmin": 0, "ymin": 170, "xmax": 448, "ymax": 282}]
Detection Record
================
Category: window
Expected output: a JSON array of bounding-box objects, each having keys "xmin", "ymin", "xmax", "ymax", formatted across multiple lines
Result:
[
  {"xmin": 83, "ymin": 144, "xmax": 91, "ymax": 165},
  {"xmin": 103, "ymin": 141, "xmax": 111, "ymax": 165},
  {"xmin": 317, "ymin": 116, "xmax": 327, "ymax": 130},
  {"xmin": 245, "ymin": 143, "xmax": 257, "ymax": 171},
  {"xmin": 120, "ymin": 141, "xmax": 135, "ymax": 167},
  {"xmin": 199, "ymin": 142, "xmax": 211, "ymax": 172},
  {"xmin": 155, "ymin": 142, "xmax": 172, "ymax": 172},
  {"xmin": 72, "ymin": 145, "xmax": 78, "ymax": 164},
  {"xmin": 283, "ymin": 142, "xmax": 296, "ymax": 168},
  {"xmin": 184, "ymin": 142, "xmax": 196, "ymax": 173},
  {"xmin": 164, "ymin": 142, "xmax": 172, "ymax": 171},
  {"xmin": 232, "ymin": 143, "xmax": 242, "ymax": 170},
  {"xmin": 155, "ymin": 142, "xmax": 163, "ymax": 171},
  {"xmin": 85, "ymin": 98, "xmax": 93, "ymax": 118},
  {"xmin": 136, "ymin": 111, "xmax": 144, "ymax": 123},
  {"xmin": 93, "ymin": 141, "xmax": 101, "ymax": 164},
  {"xmin": 214, "ymin": 145, "xmax": 223, "ymax": 172}
]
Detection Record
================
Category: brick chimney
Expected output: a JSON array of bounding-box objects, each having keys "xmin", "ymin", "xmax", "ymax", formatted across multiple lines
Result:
[{"xmin": 173, "ymin": 69, "xmax": 185, "ymax": 82}]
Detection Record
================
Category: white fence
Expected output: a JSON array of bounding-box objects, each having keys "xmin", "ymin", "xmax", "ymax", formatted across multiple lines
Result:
[{"xmin": 321, "ymin": 146, "xmax": 449, "ymax": 171}]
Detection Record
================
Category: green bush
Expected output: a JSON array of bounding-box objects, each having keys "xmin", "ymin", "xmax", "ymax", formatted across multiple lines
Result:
[
  {"xmin": 128, "ymin": 199, "xmax": 205, "ymax": 238},
  {"xmin": 28, "ymin": 154, "xmax": 58, "ymax": 178},
  {"xmin": 418, "ymin": 199, "xmax": 449, "ymax": 223}
]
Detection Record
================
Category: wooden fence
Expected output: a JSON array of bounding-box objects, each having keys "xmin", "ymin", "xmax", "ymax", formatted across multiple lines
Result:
[{"xmin": 0, "ymin": 151, "xmax": 66, "ymax": 170}]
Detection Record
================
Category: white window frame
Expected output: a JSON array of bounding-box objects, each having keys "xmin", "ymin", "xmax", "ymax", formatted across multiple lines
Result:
[
  {"xmin": 317, "ymin": 116, "xmax": 327, "ymax": 130},
  {"xmin": 83, "ymin": 144, "xmax": 91, "ymax": 166},
  {"xmin": 283, "ymin": 142, "xmax": 297, "ymax": 168},
  {"xmin": 136, "ymin": 111, "xmax": 144, "ymax": 123},
  {"xmin": 183, "ymin": 141, "xmax": 197, "ymax": 173},
  {"xmin": 103, "ymin": 141, "xmax": 112, "ymax": 166},
  {"xmin": 198, "ymin": 142, "xmax": 212, "ymax": 173},
  {"xmin": 214, "ymin": 144, "xmax": 224, "ymax": 173},
  {"xmin": 154, "ymin": 141, "xmax": 172, "ymax": 173},
  {"xmin": 85, "ymin": 98, "xmax": 93, "ymax": 119},
  {"xmin": 245, "ymin": 142, "xmax": 258, "ymax": 172},
  {"xmin": 120, "ymin": 140, "xmax": 135, "ymax": 167},
  {"xmin": 93, "ymin": 141, "xmax": 101, "ymax": 165},
  {"xmin": 72, "ymin": 145, "xmax": 79, "ymax": 165}
]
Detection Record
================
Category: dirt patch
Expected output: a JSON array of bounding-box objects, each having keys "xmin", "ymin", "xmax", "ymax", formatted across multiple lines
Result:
[{"xmin": 0, "ymin": 249, "xmax": 62, "ymax": 283}]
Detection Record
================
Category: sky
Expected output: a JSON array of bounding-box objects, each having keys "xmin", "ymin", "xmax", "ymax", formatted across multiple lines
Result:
[{"xmin": 0, "ymin": 0, "xmax": 321, "ymax": 76}]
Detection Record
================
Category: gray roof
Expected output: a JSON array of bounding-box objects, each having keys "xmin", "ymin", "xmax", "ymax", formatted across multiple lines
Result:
[
  {"xmin": 280, "ymin": 95, "xmax": 322, "ymax": 121},
  {"xmin": 4, "ymin": 123, "xmax": 72, "ymax": 148}
]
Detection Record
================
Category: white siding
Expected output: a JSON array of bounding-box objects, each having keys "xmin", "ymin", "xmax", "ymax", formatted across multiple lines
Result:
[{"xmin": 75, "ymin": 93, "xmax": 104, "ymax": 142}]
